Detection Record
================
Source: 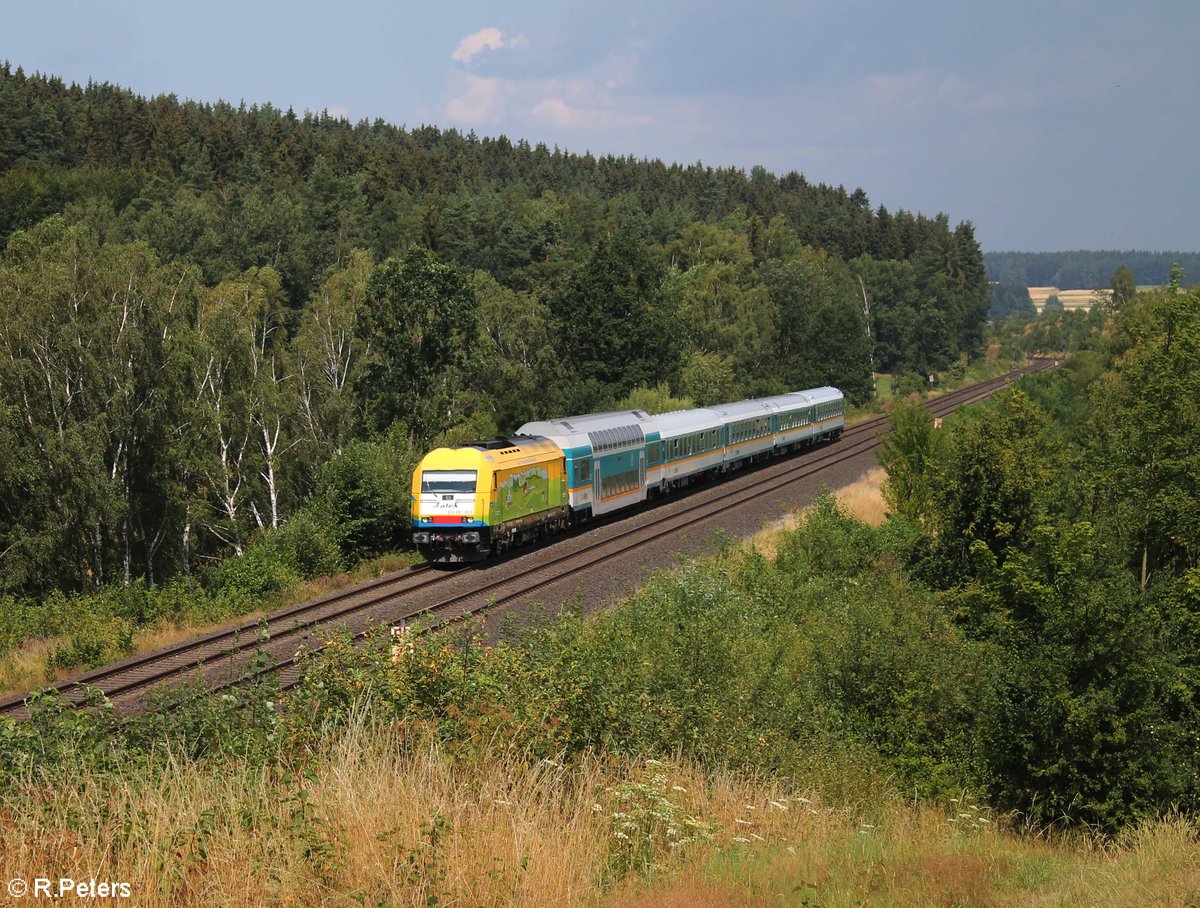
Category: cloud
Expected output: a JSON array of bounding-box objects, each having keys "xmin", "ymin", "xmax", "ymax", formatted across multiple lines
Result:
[
  {"xmin": 442, "ymin": 42, "xmax": 662, "ymax": 136},
  {"xmin": 443, "ymin": 69, "xmax": 660, "ymax": 134},
  {"xmin": 451, "ymin": 27, "xmax": 528, "ymax": 63},
  {"xmin": 531, "ymin": 97, "xmax": 653, "ymax": 130},
  {"xmin": 445, "ymin": 75, "xmax": 509, "ymax": 123}
]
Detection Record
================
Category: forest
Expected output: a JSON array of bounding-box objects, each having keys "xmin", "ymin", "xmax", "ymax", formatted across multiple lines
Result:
[
  {"xmin": 0, "ymin": 63, "xmax": 991, "ymax": 600},
  {"xmin": 985, "ymin": 249, "xmax": 1200, "ymax": 289}
]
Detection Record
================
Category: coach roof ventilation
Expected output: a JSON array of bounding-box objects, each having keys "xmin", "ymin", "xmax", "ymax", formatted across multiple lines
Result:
[{"xmin": 587, "ymin": 423, "xmax": 645, "ymax": 453}]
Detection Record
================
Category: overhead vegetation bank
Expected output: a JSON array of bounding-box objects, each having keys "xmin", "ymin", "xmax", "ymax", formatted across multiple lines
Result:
[
  {"xmin": 0, "ymin": 64, "xmax": 990, "ymax": 603},
  {"xmin": 880, "ymin": 274, "xmax": 1200, "ymax": 829}
]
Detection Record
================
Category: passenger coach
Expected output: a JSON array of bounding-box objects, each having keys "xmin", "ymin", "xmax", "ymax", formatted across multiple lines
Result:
[{"xmin": 516, "ymin": 410, "xmax": 659, "ymax": 517}]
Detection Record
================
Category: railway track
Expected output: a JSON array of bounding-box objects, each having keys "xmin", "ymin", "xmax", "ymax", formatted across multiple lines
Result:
[{"xmin": 0, "ymin": 360, "xmax": 1054, "ymax": 719}]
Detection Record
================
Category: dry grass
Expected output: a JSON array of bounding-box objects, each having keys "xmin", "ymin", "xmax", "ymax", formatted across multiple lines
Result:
[
  {"xmin": 1, "ymin": 716, "xmax": 610, "ymax": 906},
  {"xmin": 830, "ymin": 468, "xmax": 888, "ymax": 527},
  {"xmin": 2, "ymin": 709, "xmax": 1197, "ymax": 905},
  {"xmin": 0, "ymin": 636, "xmax": 77, "ymax": 697},
  {"xmin": 609, "ymin": 789, "xmax": 1200, "ymax": 908},
  {"xmin": 752, "ymin": 468, "xmax": 887, "ymax": 560}
]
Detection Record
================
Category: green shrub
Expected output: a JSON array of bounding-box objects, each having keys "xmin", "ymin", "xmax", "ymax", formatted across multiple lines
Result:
[
  {"xmin": 261, "ymin": 510, "xmax": 344, "ymax": 579},
  {"xmin": 49, "ymin": 611, "xmax": 134, "ymax": 670},
  {"xmin": 313, "ymin": 428, "xmax": 418, "ymax": 560},
  {"xmin": 207, "ymin": 542, "xmax": 297, "ymax": 600},
  {"xmin": 894, "ymin": 371, "xmax": 929, "ymax": 397}
]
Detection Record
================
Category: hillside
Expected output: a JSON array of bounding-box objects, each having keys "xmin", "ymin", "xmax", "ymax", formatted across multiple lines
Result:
[{"xmin": 0, "ymin": 62, "xmax": 990, "ymax": 605}]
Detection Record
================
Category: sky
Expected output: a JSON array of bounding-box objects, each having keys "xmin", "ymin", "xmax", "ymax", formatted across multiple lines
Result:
[{"xmin": 4, "ymin": 0, "xmax": 1197, "ymax": 252}]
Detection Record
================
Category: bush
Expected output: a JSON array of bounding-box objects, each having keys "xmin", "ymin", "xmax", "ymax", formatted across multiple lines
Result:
[
  {"xmin": 313, "ymin": 428, "xmax": 418, "ymax": 560},
  {"xmin": 301, "ymin": 501, "xmax": 990, "ymax": 801},
  {"xmin": 894, "ymin": 371, "xmax": 928, "ymax": 397},
  {"xmin": 206, "ymin": 542, "xmax": 297, "ymax": 600},
  {"xmin": 49, "ymin": 610, "xmax": 134, "ymax": 670},
  {"xmin": 262, "ymin": 510, "xmax": 344, "ymax": 579}
]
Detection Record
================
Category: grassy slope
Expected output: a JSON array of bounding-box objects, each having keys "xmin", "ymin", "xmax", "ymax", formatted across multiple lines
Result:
[{"xmin": 3, "ymin": 717, "xmax": 1195, "ymax": 906}]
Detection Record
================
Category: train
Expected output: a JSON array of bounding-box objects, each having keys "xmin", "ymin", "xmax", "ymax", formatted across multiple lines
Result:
[{"xmin": 410, "ymin": 386, "xmax": 845, "ymax": 563}]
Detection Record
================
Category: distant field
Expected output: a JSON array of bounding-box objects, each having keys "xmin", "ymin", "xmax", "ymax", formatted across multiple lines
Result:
[{"xmin": 1027, "ymin": 286, "xmax": 1112, "ymax": 312}]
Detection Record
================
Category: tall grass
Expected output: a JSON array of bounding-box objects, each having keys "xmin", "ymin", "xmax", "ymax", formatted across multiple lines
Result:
[{"xmin": 3, "ymin": 710, "xmax": 1196, "ymax": 906}]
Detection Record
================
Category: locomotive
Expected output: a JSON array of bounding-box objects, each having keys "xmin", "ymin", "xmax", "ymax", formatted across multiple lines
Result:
[{"xmin": 411, "ymin": 387, "xmax": 844, "ymax": 563}]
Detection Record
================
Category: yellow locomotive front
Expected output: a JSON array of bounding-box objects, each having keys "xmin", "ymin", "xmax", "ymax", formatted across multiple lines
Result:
[{"xmin": 411, "ymin": 438, "xmax": 567, "ymax": 562}]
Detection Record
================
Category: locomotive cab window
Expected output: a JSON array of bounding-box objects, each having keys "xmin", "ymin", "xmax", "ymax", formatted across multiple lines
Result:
[{"xmin": 421, "ymin": 471, "xmax": 478, "ymax": 494}]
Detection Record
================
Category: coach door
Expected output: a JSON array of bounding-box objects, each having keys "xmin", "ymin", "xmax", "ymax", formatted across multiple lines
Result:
[{"xmin": 591, "ymin": 460, "xmax": 603, "ymax": 514}]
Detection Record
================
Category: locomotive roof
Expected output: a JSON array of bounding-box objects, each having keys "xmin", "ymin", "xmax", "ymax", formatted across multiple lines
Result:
[{"xmin": 415, "ymin": 436, "xmax": 561, "ymax": 472}]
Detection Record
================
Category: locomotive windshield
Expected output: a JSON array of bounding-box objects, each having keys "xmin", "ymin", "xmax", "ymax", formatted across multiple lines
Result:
[{"xmin": 420, "ymin": 470, "xmax": 478, "ymax": 494}]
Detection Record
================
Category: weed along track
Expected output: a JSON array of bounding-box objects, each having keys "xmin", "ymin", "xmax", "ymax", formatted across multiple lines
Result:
[
  {"xmin": 0, "ymin": 564, "xmax": 459, "ymax": 719},
  {"xmin": 1, "ymin": 362, "xmax": 1054, "ymax": 719}
]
